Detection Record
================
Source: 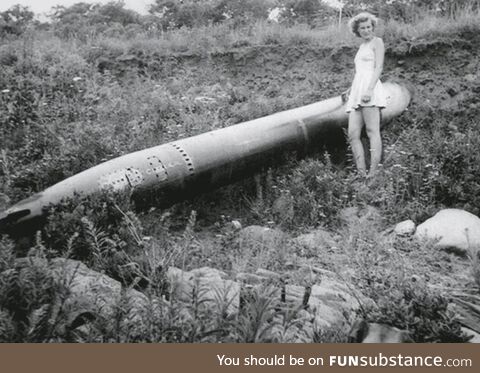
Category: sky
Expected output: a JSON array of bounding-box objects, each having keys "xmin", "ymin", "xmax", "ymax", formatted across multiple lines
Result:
[
  {"xmin": 0, "ymin": 0, "xmax": 345, "ymax": 17},
  {"xmin": 0, "ymin": 1, "xmax": 152, "ymax": 16}
]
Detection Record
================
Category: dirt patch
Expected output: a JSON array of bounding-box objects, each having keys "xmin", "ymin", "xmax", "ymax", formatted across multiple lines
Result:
[{"xmin": 94, "ymin": 32, "xmax": 479, "ymax": 120}]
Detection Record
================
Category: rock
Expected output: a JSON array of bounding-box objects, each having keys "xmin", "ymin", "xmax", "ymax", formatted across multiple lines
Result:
[
  {"xmin": 167, "ymin": 266, "xmax": 240, "ymax": 315},
  {"xmin": 230, "ymin": 220, "xmax": 242, "ymax": 231},
  {"xmin": 189, "ymin": 266, "xmax": 228, "ymax": 279},
  {"xmin": 255, "ymin": 268, "xmax": 282, "ymax": 281},
  {"xmin": 167, "ymin": 265, "xmax": 363, "ymax": 338},
  {"xmin": 309, "ymin": 278, "xmax": 363, "ymax": 330},
  {"xmin": 446, "ymin": 87, "xmax": 458, "ymax": 97},
  {"xmin": 394, "ymin": 220, "xmax": 416, "ymax": 236},
  {"xmin": 464, "ymin": 73, "xmax": 477, "ymax": 82},
  {"xmin": 415, "ymin": 209, "xmax": 480, "ymax": 254},
  {"xmin": 6, "ymin": 256, "xmax": 367, "ymax": 342},
  {"xmin": 283, "ymin": 277, "xmax": 363, "ymax": 331},
  {"xmin": 349, "ymin": 320, "xmax": 412, "ymax": 343},
  {"xmin": 237, "ymin": 225, "xmax": 288, "ymax": 249},
  {"xmin": 258, "ymin": 276, "xmax": 365, "ymax": 342},
  {"xmin": 236, "ymin": 268, "xmax": 289, "ymax": 285},
  {"xmin": 293, "ymin": 228, "xmax": 337, "ymax": 251},
  {"xmin": 461, "ymin": 328, "xmax": 480, "ymax": 343},
  {"xmin": 447, "ymin": 123, "xmax": 459, "ymax": 132},
  {"xmin": 235, "ymin": 272, "xmax": 266, "ymax": 284},
  {"xmin": 272, "ymin": 192, "xmax": 294, "ymax": 223},
  {"xmin": 11, "ymin": 257, "xmax": 159, "ymax": 338}
]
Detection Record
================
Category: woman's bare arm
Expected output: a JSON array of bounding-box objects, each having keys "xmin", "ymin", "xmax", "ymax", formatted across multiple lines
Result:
[{"xmin": 367, "ymin": 37, "xmax": 384, "ymax": 91}]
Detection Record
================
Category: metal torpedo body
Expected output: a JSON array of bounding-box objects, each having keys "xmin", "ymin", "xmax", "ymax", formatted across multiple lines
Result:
[{"xmin": 0, "ymin": 82, "xmax": 411, "ymax": 230}]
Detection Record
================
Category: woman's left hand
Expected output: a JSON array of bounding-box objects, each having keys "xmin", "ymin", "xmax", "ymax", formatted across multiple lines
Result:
[{"xmin": 361, "ymin": 89, "xmax": 374, "ymax": 103}]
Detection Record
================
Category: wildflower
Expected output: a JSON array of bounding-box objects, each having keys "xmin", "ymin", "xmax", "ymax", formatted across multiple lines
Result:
[
  {"xmin": 1, "ymin": 89, "xmax": 10, "ymax": 93},
  {"xmin": 72, "ymin": 77, "xmax": 82, "ymax": 82}
]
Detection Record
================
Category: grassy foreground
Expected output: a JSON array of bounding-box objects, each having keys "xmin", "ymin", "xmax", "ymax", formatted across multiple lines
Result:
[{"xmin": 1, "ymin": 7, "xmax": 480, "ymax": 341}]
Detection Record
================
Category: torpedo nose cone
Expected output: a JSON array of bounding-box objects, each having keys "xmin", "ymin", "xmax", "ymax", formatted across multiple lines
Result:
[{"xmin": 0, "ymin": 208, "xmax": 31, "ymax": 225}]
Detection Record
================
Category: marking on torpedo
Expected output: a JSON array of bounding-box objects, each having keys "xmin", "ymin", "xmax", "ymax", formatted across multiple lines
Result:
[
  {"xmin": 146, "ymin": 155, "xmax": 168, "ymax": 181},
  {"xmin": 98, "ymin": 168, "xmax": 143, "ymax": 190}
]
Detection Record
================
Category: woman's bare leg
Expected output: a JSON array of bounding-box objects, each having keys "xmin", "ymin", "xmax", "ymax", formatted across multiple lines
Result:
[
  {"xmin": 348, "ymin": 110, "xmax": 366, "ymax": 174},
  {"xmin": 362, "ymin": 106, "xmax": 382, "ymax": 175}
]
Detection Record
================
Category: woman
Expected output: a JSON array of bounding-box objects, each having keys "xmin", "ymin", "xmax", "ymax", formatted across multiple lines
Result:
[{"xmin": 345, "ymin": 12, "xmax": 386, "ymax": 177}]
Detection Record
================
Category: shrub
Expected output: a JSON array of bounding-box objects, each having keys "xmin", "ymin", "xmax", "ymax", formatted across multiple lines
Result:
[
  {"xmin": 43, "ymin": 191, "xmax": 141, "ymax": 262},
  {"xmin": 362, "ymin": 277, "xmax": 470, "ymax": 343},
  {"xmin": 0, "ymin": 237, "xmax": 71, "ymax": 342},
  {"xmin": 343, "ymin": 226, "xmax": 470, "ymax": 343}
]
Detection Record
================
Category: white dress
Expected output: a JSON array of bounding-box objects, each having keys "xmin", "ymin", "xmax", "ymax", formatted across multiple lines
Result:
[{"xmin": 346, "ymin": 38, "xmax": 387, "ymax": 113}]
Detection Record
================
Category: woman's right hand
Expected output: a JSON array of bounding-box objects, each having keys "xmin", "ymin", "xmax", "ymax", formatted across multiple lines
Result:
[{"xmin": 341, "ymin": 88, "xmax": 351, "ymax": 103}]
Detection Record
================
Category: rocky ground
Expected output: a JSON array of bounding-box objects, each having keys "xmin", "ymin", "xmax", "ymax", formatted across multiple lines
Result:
[
  {"xmin": 2, "ymin": 25, "xmax": 480, "ymax": 342},
  {"xmin": 104, "ymin": 29, "xmax": 480, "ymax": 341}
]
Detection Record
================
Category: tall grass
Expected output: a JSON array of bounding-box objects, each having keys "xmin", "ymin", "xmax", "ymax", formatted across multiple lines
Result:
[
  {"xmin": 1, "ymin": 2, "xmax": 480, "ymax": 342},
  {"xmin": 84, "ymin": 6, "xmax": 480, "ymax": 56}
]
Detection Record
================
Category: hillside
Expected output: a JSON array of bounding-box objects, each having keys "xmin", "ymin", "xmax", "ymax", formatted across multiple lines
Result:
[{"xmin": 1, "ymin": 11, "xmax": 480, "ymax": 342}]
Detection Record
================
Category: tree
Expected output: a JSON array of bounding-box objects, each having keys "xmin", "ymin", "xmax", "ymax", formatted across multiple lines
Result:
[
  {"xmin": 91, "ymin": 1, "xmax": 140, "ymax": 26},
  {"xmin": 0, "ymin": 5, "xmax": 35, "ymax": 36},
  {"xmin": 149, "ymin": 0, "xmax": 218, "ymax": 29},
  {"xmin": 213, "ymin": 0, "xmax": 277, "ymax": 24},
  {"xmin": 280, "ymin": 0, "xmax": 337, "ymax": 26},
  {"xmin": 340, "ymin": 0, "xmax": 480, "ymax": 22},
  {"xmin": 51, "ymin": 1, "xmax": 142, "ymax": 39},
  {"xmin": 149, "ymin": 0, "xmax": 278, "ymax": 29}
]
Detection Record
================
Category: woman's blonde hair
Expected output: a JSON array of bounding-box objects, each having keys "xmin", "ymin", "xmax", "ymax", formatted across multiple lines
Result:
[{"xmin": 348, "ymin": 12, "xmax": 379, "ymax": 37}]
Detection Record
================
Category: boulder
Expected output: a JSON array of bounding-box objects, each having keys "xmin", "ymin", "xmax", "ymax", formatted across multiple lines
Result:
[
  {"xmin": 283, "ymin": 277, "xmax": 363, "ymax": 331},
  {"xmin": 235, "ymin": 272, "xmax": 266, "ymax": 284},
  {"xmin": 11, "ymin": 257, "xmax": 160, "ymax": 338},
  {"xmin": 229, "ymin": 220, "xmax": 242, "ymax": 231},
  {"xmin": 461, "ymin": 328, "xmax": 480, "ymax": 343},
  {"xmin": 255, "ymin": 268, "xmax": 282, "ymax": 281},
  {"xmin": 5, "ymin": 256, "xmax": 370, "ymax": 342},
  {"xmin": 293, "ymin": 228, "xmax": 337, "ymax": 252},
  {"xmin": 251, "ymin": 276, "xmax": 364, "ymax": 342},
  {"xmin": 272, "ymin": 192, "xmax": 295, "ymax": 223},
  {"xmin": 167, "ymin": 266, "xmax": 240, "ymax": 315},
  {"xmin": 464, "ymin": 73, "xmax": 477, "ymax": 82},
  {"xmin": 309, "ymin": 278, "xmax": 363, "ymax": 330},
  {"xmin": 177, "ymin": 265, "xmax": 364, "ymax": 340},
  {"xmin": 237, "ymin": 225, "xmax": 288, "ymax": 249},
  {"xmin": 415, "ymin": 209, "xmax": 480, "ymax": 254},
  {"xmin": 349, "ymin": 320, "xmax": 412, "ymax": 343},
  {"xmin": 11, "ymin": 260, "xmax": 241, "ymax": 335},
  {"xmin": 394, "ymin": 220, "xmax": 416, "ymax": 236}
]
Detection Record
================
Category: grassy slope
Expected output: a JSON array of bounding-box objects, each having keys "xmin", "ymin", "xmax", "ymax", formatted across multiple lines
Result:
[{"xmin": 1, "ymin": 10, "xmax": 480, "ymax": 342}]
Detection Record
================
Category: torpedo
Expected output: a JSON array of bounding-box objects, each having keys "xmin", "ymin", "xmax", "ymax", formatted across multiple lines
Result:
[{"xmin": 0, "ymin": 82, "xmax": 411, "ymax": 232}]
